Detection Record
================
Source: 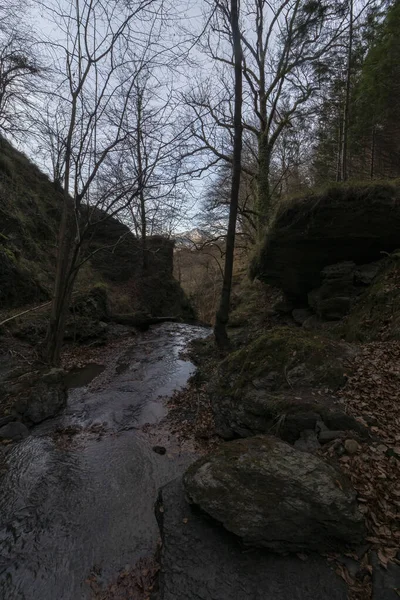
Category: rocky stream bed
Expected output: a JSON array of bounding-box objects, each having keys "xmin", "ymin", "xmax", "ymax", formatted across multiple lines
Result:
[
  {"xmin": 0, "ymin": 322, "xmax": 399, "ymax": 600},
  {"xmin": 0, "ymin": 323, "xmax": 206, "ymax": 599}
]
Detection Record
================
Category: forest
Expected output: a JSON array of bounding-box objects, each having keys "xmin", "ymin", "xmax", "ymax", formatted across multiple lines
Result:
[{"xmin": 0, "ymin": 0, "xmax": 399, "ymax": 599}]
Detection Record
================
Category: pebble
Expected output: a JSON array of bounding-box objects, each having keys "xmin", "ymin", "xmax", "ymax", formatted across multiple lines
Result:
[
  {"xmin": 153, "ymin": 445, "xmax": 167, "ymax": 455},
  {"xmin": 344, "ymin": 439, "xmax": 360, "ymax": 455}
]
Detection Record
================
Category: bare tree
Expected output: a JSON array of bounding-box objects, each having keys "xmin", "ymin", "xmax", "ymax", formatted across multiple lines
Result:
[
  {"xmin": 213, "ymin": 0, "xmax": 243, "ymax": 348},
  {"xmin": 40, "ymin": 0, "xmax": 162, "ymax": 364},
  {"xmin": 0, "ymin": 1, "xmax": 41, "ymax": 137},
  {"xmin": 112, "ymin": 64, "xmax": 188, "ymax": 270},
  {"xmin": 183, "ymin": 0, "xmax": 348, "ymax": 230}
]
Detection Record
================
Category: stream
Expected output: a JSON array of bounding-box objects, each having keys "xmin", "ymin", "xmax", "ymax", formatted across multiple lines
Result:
[{"xmin": 0, "ymin": 323, "xmax": 207, "ymax": 600}]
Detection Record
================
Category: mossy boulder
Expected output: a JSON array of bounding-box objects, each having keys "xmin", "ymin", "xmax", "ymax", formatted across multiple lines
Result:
[
  {"xmin": 184, "ymin": 436, "xmax": 365, "ymax": 553},
  {"xmin": 219, "ymin": 327, "xmax": 354, "ymax": 391},
  {"xmin": 252, "ymin": 182, "xmax": 400, "ymax": 301},
  {"xmin": 210, "ymin": 327, "xmax": 359, "ymax": 440}
]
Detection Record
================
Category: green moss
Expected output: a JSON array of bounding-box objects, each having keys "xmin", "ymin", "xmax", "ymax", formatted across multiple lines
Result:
[
  {"xmin": 345, "ymin": 259, "xmax": 400, "ymax": 341},
  {"xmin": 219, "ymin": 327, "xmax": 349, "ymax": 392},
  {"xmin": 1, "ymin": 246, "xmax": 17, "ymax": 263}
]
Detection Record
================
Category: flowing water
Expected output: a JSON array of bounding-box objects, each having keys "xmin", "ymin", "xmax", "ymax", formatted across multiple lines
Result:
[{"xmin": 0, "ymin": 323, "xmax": 207, "ymax": 600}]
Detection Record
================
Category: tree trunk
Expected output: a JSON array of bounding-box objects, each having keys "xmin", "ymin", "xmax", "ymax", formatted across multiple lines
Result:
[
  {"xmin": 340, "ymin": 0, "xmax": 353, "ymax": 182},
  {"xmin": 257, "ymin": 132, "xmax": 271, "ymax": 231},
  {"xmin": 45, "ymin": 194, "xmax": 77, "ymax": 365},
  {"xmin": 140, "ymin": 189, "xmax": 148, "ymax": 272},
  {"xmin": 370, "ymin": 124, "xmax": 376, "ymax": 179},
  {"xmin": 214, "ymin": 0, "xmax": 243, "ymax": 350}
]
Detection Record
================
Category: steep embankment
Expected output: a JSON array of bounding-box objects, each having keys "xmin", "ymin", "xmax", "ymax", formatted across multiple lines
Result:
[{"xmin": 0, "ymin": 136, "xmax": 191, "ymax": 319}]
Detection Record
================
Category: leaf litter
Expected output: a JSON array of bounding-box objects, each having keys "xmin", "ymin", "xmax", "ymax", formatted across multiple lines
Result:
[{"xmin": 321, "ymin": 340, "xmax": 400, "ymax": 599}]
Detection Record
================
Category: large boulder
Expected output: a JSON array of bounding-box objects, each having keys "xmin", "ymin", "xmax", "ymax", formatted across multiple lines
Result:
[
  {"xmin": 251, "ymin": 183, "xmax": 400, "ymax": 300},
  {"xmin": 183, "ymin": 436, "xmax": 365, "ymax": 553},
  {"xmin": 210, "ymin": 327, "xmax": 361, "ymax": 440},
  {"xmin": 156, "ymin": 478, "xmax": 349, "ymax": 600}
]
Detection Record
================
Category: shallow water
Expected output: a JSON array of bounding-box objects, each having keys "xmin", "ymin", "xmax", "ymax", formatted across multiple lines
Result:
[{"xmin": 0, "ymin": 323, "xmax": 208, "ymax": 600}]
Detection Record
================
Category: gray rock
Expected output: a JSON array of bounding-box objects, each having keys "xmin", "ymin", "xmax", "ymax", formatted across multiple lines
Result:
[
  {"xmin": 355, "ymin": 261, "xmax": 384, "ymax": 286},
  {"xmin": 41, "ymin": 368, "xmax": 65, "ymax": 384},
  {"xmin": 308, "ymin": 261, "xmax": 357, "ymax": 320},
  {"xmin": 292, "ymin": 308, "xmax": 313, "ymax": 325},
  {"xmin": 157, "ymin": 478, "xmax": 348, "ymax": 600},
  {"xmin": 274, "ymin": 297, "xmax": 296, "ymax": 314},
  {"xmin": 371, "ymin": 552, "xmax": 400, "ymax": 599},
  {"xmin": 302, "ymin": 315, "xmax": 323, "ymax": 330},
  {"xmin": 0, "ymin": 421, "xmax": 29, "ymax": 441},
  {"xmin": 293, "ymin": 429, "xmax": 321, "ymax": 452},
  {"xmin": 344, "ymin": 439, "xmax": 360, "ymax": 455},
  {"xmin": 19, "ymin": 370, "xmax": 67, "ymax": 424},
  {"xmin": 184, "ymin": 436, "xmax": 365, "ymax": 553},
  {"xmin": 324, "ymin": 411, "xmax": 369, "ymax": 437},
  {"xmin": 0, "ymin": 415, "xmax": 15, "ymax": 428},
  {"xmin": 317, "ymin": 297, "xmax": 352, "ymax": 321},
  {"xmin": 318, "ymin": 430, "xmax": 346, "ymax": 444},
  {"xmin": 322, "ymin": 262, "xmax": 356, "ymax": 279}
]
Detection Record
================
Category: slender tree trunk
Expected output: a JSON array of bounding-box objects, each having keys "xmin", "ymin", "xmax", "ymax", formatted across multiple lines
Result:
[
  {"xmin": 45, "ymin": 196, "xmax": 77, "ymax": 365},
  {"xmin": 257, "ymin": 132, "xmax": 271, "ymax": 231},
  {"xmin": 140, "ymin": 188, "xmax": 148, "ymax": 271},
  {"xmin": 136, "ymin": 92, "xmax": 148, "ymax": 272},
  {"xmin": 214, "ymin": 0, "xmax": 243, "ymax": 350},
  {"xmin": 340, "ymin": 0, "xmax": 353, "ymax": 182},
  {"xmin": 370, "ymin": 124, "xmax": 376, "ymax": 179}
]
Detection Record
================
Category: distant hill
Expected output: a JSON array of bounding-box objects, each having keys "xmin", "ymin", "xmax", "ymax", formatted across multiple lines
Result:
[{"xmin": 174, "ymin": 228, "xmax": 211, "ymax": 248}]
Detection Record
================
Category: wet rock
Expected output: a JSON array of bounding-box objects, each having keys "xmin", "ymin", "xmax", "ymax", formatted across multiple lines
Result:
[
  {"xmin": 0, "ymin": 421, "xmax": 29, "ymax": 441},
  {"xmin": 153, "ymin": 445, "xmax": 167, "ymax": 455},
  {"xmin": 157, "ymin": 478, "xmax": 348, "ymax": 600},
  {"xmin": 183, "ymin": 436, "xmax": 365, "ymax": 553},
  {"xmin": 17, "ymin": 369, "xmax": 67, "ymax": 424},
  {"xmin": 293, "ymin": 429, "xmax": 321, "ymax": 453}
]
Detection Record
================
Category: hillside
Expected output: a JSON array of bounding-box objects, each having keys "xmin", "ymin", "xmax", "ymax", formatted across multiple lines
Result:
[{"xmin": 0, "ymin": 137, "xmax": 191, "ymax": 320}]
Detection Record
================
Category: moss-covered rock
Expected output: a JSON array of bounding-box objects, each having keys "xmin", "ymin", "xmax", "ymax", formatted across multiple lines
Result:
[
  {"xmin": 252, "ymin": 182, "xmax": 400, "ymax": 300},
  {"xmin": 344, "ymin": 257, "xmax": 400, "ymax": 341},
  {"xmin": 220, "ymin": 327, "xmax": 354, "ymax": 391},
  {"xmin": 184, "ymin": 435, "xmax": 365, "ymax": 552},
  {"xmin": 210, "ymin": 327, "xmax": 360, "ymax": 441}
]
